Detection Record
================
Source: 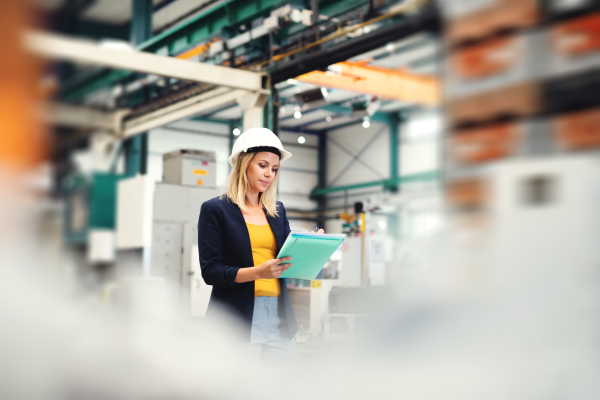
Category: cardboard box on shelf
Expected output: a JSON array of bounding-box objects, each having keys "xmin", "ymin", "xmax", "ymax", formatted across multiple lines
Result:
[
  {"xmin": 446, "ymin": 178, "xmax": 488, "ymax": 210},
  {"xmin": 445, "ymin": 0, "xmax": 541, "ymax": 47},
  {"xmin": 449, "ymin": 123, "xmax": 520, "ymax": 164},
  {"xmin": 554, "ymin": 107, "xmax": 600, "ymax": 150},
  {"xmin": 547, "ymin": 12, "xmax": 600, "ymax": 77},
  {"xmin": 447, "ymin": 82, "xmax": 541, "ymax": 127},
  {"xmin": 445, "ymin": 32, "xmax": 545, "ymax": 99}
]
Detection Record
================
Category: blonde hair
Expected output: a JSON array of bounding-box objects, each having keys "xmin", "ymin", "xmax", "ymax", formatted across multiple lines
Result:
[{"xmin": 223, "ymin": 152, "xmax": 280, "ymax": 217}]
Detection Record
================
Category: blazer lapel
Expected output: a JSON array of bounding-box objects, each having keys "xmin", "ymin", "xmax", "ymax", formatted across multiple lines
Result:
[
  {"xmin": 266, "ymin": 211, "xmax": 283, "ymax": 252},
  {"xmin": 227, "ymin": 199, "xmax": 254, "ymax": 268}
]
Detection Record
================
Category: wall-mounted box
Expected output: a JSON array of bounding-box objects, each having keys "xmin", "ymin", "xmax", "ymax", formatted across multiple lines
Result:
[
  {"xmin": 116, "ymin": 175, "xmax": 155, "ymax": 249},
  {"xmin": 162, "ymin": 150, "xmax": 216, "ymax": 188}
]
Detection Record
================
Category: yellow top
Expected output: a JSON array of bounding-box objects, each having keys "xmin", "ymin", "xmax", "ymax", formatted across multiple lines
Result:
[{"xmin": 246, "ymin": 222, "xmax": 281, "ymax": 297}]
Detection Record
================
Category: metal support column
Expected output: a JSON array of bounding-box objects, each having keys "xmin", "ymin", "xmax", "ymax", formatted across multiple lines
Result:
[
  {"xmin": 268, "ymin": 84, "xmax": 280, "ymax": 135},
  {"xmin": 388, "ymin": 113, "xmax": 404, "ymax": 240},
  {"xmin": 317, "ymin": 131, "xmax": 327, "ymax": 229},
  {"xmin": 312, "ymin": 0, "xmax": 320, "ymax": 41},
  {"xmin": 237, "ymin": 91, "xmax": 269, "ymax": 131},
  {"xmin": 124, "ymin": 0, "xmax": 152, "ymax": 176},
  {"xmin": 228, "ymin": 121, "xmax": 235, "ymax": 172},
  {"xmin": 388, "ymin": 114, "xmax": 400, "ymax": 192}
]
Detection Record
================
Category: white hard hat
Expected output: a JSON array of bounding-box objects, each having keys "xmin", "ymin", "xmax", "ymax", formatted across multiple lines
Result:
[{"xmin": 228, "ymin": 127, "xmax": 292, "ymax": 166}]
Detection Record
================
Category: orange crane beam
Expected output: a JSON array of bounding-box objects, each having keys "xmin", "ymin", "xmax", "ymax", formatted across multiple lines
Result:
[{"xmin": 296, "ymin": 60, "xmax": 439, "ymax": 106}]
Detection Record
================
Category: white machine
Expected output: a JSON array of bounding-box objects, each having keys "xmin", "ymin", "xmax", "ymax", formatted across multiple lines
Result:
[{"xmin": 115, "ymin": 152, "xmax": 220, "ymax": 316}]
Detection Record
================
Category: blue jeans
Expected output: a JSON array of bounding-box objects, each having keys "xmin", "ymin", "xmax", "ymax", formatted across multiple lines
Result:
[{"xmin": 249, "ymin": 296, "xmax": 298, "ymax": 365}]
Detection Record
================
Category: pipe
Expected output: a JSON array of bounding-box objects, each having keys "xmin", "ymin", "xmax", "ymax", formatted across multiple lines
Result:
[
  {"xmin": 310, "ymin": 170, "xmax": 440, "ymax": 197},
  {"xmin": 259, "ymin": 0, "xmax": 434, "ymax": 70}
]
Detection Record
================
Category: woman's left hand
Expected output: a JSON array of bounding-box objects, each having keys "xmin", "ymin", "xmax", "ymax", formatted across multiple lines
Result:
[{"xmin": 310, "ymin": 229, "xmax": 325, "ymax": 234}]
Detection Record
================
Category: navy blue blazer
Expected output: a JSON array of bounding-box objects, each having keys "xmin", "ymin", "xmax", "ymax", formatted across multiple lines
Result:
[{"xmin": 197, "ymin": 195, "xmax": 297, "ymax": 342}]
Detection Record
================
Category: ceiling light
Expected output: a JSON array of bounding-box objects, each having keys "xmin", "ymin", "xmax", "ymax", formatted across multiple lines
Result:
[
  {"xmin": 298, "ymin": 136, "xmax": 306, "ymax": 144},
  {"xmin": 99, "ymin": 39, "xmax": 133, "ymax": 52},
  {"xmin": 362, "ymin": 118, "xmax": 370, "ymax": 128},
  {"xmin": 328, "ymin": 64, "xmax": 342, "ymax": 75},
  {"xmin": 294, "ymin": 110, "xmax": 302, "ymax": 119},
  {"xmin": 386, "ymin": 43, "xmax": 394, "ymax": 52},
  {"xmin": 325, "ymin": 115, "xmax": 332, "ymax": 122},
  {"xmin": 233, "ymin": 128, "xmax": 241, "ymax": 136},
  {"xmin": 294, "ymin": 88, "xmax": 328, "ymax": 110}
]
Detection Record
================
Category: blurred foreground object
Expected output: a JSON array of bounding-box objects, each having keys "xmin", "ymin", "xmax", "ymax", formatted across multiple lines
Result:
[{"xmin": 0, "ymin": 1, "xmax": 44, "ymax": 175}]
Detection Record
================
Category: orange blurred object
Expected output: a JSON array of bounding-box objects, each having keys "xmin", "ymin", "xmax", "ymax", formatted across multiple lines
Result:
[
  {"xmin": 447, "ymin": 82, "xmax": 540, "ymax": 127},
  {"xmin": 0, "ymin": 2, "xmax": 45, "ymax": 172},
  {"xmin": 451, "ymin": 123, "xmax": 518, "ymax": 164},
  {"xmin": 296, "ymin": 60, "xmax": 439, "ymax": 106},
  {"xmin": 176, "ymin": 37, "xmax": 220, "ymax": 60},
  {"xmin": 446, "ymin": 178, "xmax": 487, "ymax": 209},
  {"xmin": 450, "ymin": 36, "xmax": 520, "ymax": 79},
  {"xmin": 551, "ymin": 13, "xmax": 600, "ymax": 56},
  {"xmin": 554, "ymin": 108, "xmax": 600, "ymax": 150},
  {"xmin": 445, "ymin": 0, "xmax": 540, "ymax": 47}
]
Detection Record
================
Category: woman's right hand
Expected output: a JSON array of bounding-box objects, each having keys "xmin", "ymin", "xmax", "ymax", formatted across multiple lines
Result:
[{"xmin": 256, "ymin": 257, "xmax": 292, "ymax": 279}]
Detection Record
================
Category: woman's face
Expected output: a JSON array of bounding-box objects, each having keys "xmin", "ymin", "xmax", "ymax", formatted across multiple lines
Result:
[{"xmin": 246, "ymin": 151, "xmax": 280, "ymax": 193}]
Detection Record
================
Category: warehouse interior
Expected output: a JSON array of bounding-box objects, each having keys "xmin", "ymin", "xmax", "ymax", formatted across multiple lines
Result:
[{"xmin": 2, "ymin": 0, "xmax": 600, "ymax": 397}]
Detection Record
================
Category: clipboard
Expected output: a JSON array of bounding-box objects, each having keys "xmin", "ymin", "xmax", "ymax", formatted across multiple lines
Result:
[{"xmin": 277, "ymin": 231, "xmax": 346, "ymax": 280}]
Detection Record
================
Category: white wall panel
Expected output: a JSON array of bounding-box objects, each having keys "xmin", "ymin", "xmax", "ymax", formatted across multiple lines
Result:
[
  {"xmin": 280, "ymin": 145, "xmax": 318, "ymax": 172},
  {"xmin": 326, "ymin": 122, "xmax": 390, "ymax": 187},
  {"xmin": 278, "ymin": 194, "xmax": 317, "ymax": 212},
  {"xmin": 400, "ymin": 139, "xmax": 440, "ymax": 176},
  {"xmin": 279, "ymin": 170, "xmax": 317, "ymax": 196}
]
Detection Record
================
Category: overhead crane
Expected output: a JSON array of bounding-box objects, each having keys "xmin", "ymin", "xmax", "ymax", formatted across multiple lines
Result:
[{"xmin": 28, "ymin": 0, "xmax": 440, "ymax": 151}]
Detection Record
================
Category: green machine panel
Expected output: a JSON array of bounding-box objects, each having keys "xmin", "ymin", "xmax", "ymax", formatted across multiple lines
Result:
[{"xmin": 64, "ymin": 172, "xmax": 124, "ymax": 244}]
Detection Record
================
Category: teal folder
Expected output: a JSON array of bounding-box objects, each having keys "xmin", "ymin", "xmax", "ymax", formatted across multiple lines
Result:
[{"xmin": 277, "ymin": 231, "xmax": 346, "ymax": 280}]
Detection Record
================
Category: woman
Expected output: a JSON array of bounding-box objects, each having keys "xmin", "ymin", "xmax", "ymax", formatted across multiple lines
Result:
[{"xmin": 198, "ymin": 127, "xmax": 320, "ymax": 363}]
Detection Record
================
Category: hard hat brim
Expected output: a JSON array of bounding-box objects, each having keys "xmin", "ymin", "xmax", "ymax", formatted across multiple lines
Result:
[{"xmin": 228, "ymin": 148, "xmax": 292, "ymax": 166}]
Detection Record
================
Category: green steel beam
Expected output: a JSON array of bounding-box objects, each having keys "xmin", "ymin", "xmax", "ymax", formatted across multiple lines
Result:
[
  {"xmin": 310, "ymin": 170, "xmax": 440, "ymax": 197},
  {"xmin": 275, "ymin": 0, "xmax": 370, "ymax": 40},
  {"xmin": 62, "ymin": 0, "xmax": 379, "ymax": 102},
  {"xmin": 138, "ymin": 0, "xmax": 291, "ymax": 54},
  {"xmin": 124, "ymin": 0, "xmax": 152, "ymax": 177},
  {"xmin": 388, "ymin": 114, "xmax": 400, "ymax": 192},
  {"xmin": 317, "ymin": 131, "xmax": 327, "ymax": 228},
  {"xmin": 62, "ymin": 0, "xmax": 293, "ymax": 101}
]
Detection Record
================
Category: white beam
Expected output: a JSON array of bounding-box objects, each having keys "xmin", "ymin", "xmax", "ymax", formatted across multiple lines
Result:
[
  {"xmin": 237, "ymin": 91, "xmax": 269, "ymax": 131},
  {"xmin": 42, "ymin": 102, "xmax": 122, "ymax": 131},
  {"xmin": 24, "ymin": 30, "xmax": 265, "ymax": 92},
  {"xmin": 126, "ymin": 86, "xmax": 230, "ymax": 129},
  {"xmin": 123, "ymin": 88, "xmax": 246, "ymax": 138}
]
